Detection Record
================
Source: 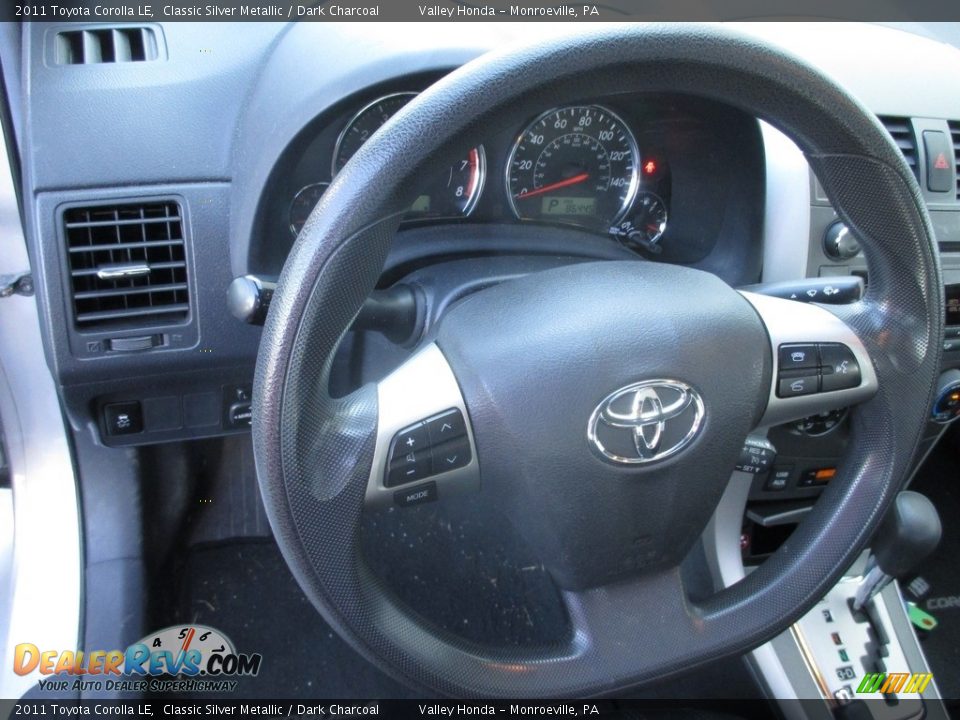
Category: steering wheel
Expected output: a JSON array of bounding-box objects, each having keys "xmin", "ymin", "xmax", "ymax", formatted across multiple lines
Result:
[{"xmin": 253, "ymin": 25, "xmax": 943, "ymax": 696}]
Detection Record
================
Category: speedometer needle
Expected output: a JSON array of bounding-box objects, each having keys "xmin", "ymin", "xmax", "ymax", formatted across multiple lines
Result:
[{"xmin": 514, "ymin": 172, "xmax": 590, "ymax": 200}]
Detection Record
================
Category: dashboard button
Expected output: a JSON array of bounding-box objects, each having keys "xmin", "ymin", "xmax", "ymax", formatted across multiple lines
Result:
[
  {"xmin": 819, "ymin": 343, "xmax": 861, "ymax": 391},
  {"xmin": 425, "ymin": 408, "xmax": 466, "ymax": 445},
  {"xmin": 922, "ymin": 130, "xmax": 953, "ymax": 193},
  {"xmin": 765, "ymin": 467, "xmax": 793, "ymax": 491},
  {"xmin": 778, "ymin": 344, "xmax": 818, "ymax": 371},
  {"xmin": 777, "ymin": 374, "xmax": 819, "ymax": 398},
  {"xmin": 798, "ymin": 467, "xmax": 837, "ymax": 487},
  {"xmin": 430, "ymin": 435, "xmax": 471, "ymax": 474},
  {"xmin": 104, "ymin": 401, "xmax": 143, "ymax": 436},
  {"xmin": 389, "ymin": 422, "xmax": 429, "ymax": 463}
]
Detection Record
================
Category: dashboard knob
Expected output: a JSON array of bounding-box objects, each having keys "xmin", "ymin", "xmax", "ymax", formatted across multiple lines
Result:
[{"xmin": 823, "ymin": 222, "xmax": 861, "ymax": 261}]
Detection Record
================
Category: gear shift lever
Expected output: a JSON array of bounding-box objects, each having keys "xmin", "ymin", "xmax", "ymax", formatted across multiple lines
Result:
[{"xmin": 853, "ymin": 491, "xmax": 941, "ymax": 611}]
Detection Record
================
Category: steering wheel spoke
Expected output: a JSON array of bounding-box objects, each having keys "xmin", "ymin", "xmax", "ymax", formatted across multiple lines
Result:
[
  {"xmin": 739, "ymin": 291, "xmax": 879, "ymax": 428},
  {"xmin": 365, "ymin": 343, "xmax": 480, "ymax": 509}
]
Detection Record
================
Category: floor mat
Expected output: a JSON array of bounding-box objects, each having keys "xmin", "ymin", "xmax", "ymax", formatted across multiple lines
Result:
[
  {"xmin": 903, "ymin": 428, "xmax": 960, "ymax": 700},
  {"xmin": 165, "ymin": 539, "xmax": 417, "ymax": 699}
]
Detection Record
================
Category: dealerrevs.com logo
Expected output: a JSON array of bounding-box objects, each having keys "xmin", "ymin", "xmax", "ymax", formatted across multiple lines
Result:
[{"xmin": 14, "ymin": 625, "xmax": 262, "ymax": 694}]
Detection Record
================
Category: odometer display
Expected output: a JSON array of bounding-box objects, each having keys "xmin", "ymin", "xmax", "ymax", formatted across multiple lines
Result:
[
  {"xmin": 542, "ymin": 196, "xmax": 596, "ymax": 216},
  {"xmin": 507, "ymin": 105, "xmax": 639, "ymax": 230}
]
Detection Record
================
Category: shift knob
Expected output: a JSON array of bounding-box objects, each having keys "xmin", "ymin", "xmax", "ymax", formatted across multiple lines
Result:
[
  {"xmin": 854, "ymin": 491, "xmax": 941, "ymax": 610},
  {"xmin": 873, "ymin": 491, "xmax": 942, "ymax": 578}
]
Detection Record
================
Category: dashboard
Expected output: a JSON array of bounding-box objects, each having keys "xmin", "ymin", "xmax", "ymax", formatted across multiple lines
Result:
[
  {"xmin": 6, "ymin": 20, "xmax": 960, "ymax": 708},
  {"xmin": 2, "ymin": 21, "xmax": 959, "ymax": 460}
]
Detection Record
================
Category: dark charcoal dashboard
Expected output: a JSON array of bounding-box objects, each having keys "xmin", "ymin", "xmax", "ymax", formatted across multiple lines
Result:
[{"xmin": 3, "ymin": 22, "xmax": 960, "ymax": 518}]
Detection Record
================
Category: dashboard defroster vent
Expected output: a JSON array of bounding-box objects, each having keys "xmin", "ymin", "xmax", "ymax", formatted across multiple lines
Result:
[
  {"xmin": 64, "ymin": 201, "xmax": 190, "ymax": 329},
  {"xmin": 949, "ymin": 120, "xmax": 960, "ymax": 200},
  {"xmin": 878, "ymin": 116, "xmax": 919, "ymax": 178},
  {"xmin": 54, "ymin": 27, "xmax": 159, "ymax": 65}
]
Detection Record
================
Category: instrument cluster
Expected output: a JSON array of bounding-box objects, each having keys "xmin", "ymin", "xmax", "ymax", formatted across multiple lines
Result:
[
  {"xmin": 282, "ymin": 91, "xmax": 674, "ymax": 244},
  {"xmin": 261, "ymin": 83, "xmax": 763, "ymax": 277}
]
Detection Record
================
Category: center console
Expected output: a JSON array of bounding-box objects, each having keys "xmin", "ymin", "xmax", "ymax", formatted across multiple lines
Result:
[{"xmin": 717, "ymin": 122, "xmax": 960, "ymax": 718}]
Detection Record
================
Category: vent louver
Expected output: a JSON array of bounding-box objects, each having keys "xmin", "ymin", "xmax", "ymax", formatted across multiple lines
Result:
[
  {"xmin": 878, "ymin": 116, "xmax": 919, "ymax": 178},
  {"xmin": 64, "ymin": 202, "xmax": 190, "ymax": 329},
  {"xmin": 950, "ymin": 120, "xmax": 960, "ymax": 200},
  {"xmin": 55, "ymin": 27, "xmax": 159, "ymax": 65}
]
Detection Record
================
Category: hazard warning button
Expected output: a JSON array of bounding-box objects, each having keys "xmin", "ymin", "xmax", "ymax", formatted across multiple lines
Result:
[{"xmin": 922, "ymin": 130, "xmax": 953, "ymax": 193}]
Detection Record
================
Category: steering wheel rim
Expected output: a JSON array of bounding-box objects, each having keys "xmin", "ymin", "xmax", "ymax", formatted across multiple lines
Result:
[{"xmin": 253, "ymin": 25, "xmax": 943, "ymax": 697}]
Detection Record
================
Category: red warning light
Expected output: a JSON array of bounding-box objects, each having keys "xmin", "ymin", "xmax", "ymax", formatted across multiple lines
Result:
[
  {"xmin": 643, "ymin": 160, "xmax": 657, "ymax": 175},
  {"xmin": 934, "ymin": 152, "xmax": 950, "ymax": 170}
]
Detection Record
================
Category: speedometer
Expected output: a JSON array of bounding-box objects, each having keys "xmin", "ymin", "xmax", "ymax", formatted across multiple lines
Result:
[{"xmin": 506, "ymin": 105, "xmax": 640, "ymax": 230}]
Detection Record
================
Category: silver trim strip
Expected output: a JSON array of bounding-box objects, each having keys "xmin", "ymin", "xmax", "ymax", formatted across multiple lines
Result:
[
  {"xmin": 759, "ymin": 122, "xmax": 812, "ymax": 283},
  {"xmin": 702, "ymin": 470, "xmax": 802, "ymax": 704},
  {"xmin": 0, "ymin": 120, "xmax": 82, "ymax": 699},
  {"xmin": 96, "ymin": 262, "xmax": 151, "ymax": 280},
  {"xmin": 745, "ymin": 504, "xmax": 812, "ymax": 527}
]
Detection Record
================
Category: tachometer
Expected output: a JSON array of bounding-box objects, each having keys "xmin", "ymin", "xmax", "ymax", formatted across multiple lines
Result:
[
  {"xmin": 332, "ymin": 92, "xmax": 485, "ymax": 219},
  {"xmin": 506, "ymin": 105, "xmax": 639, "ymax": 230},
  {"xmin": 332, "ymin": 92, "xmax": 417, "ymax": 176}
]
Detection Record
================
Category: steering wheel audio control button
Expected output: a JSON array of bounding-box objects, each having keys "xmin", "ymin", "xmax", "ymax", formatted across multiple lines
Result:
[
  {"xmin": 425, "ymin": 408, "xmax": 466, "ymax": 444},
  {"xmin": 388, "ymin": 422, "xmax": 430, "ymax": 463},
  {"xmin": 430, "ymin": 435, "xmax": 471, "ymax": 474},
  {"xmin": 819, "ymin": 343, "xmax": 861, "ymax": 392},
  {"xmin": 386, "ymin": 449, "xmax": 433, "ymax": 488},
  {"xmin": 394, "ymin": 481, "xmax": 438, "ymax": 508},
  {"xmin": 779, "ymin": 344, "xmax": 818, "ymax": 371}
]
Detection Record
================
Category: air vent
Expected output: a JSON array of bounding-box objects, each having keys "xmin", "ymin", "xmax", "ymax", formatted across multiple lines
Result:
[
  {"xmin": 64, "ymin": 201, "xmax": 190, "ymax": 329},
  {"xmin": 950, "ymin": 120, "xmax": 960, "ymax": 200},
  {"xmin": 878, "ymin": 116, "xmax": 919, "ymax": 178},
  {"xmin": 55, "ymin": 27, "xmax": 159, "ymax": 65}
]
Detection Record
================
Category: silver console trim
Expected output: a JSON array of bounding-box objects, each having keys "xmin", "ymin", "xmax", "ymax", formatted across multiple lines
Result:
[
  {"xmin": 759, "ymin": 122, "xmax": 812, "ymax": 284},
  {"xmin": 703, "ymin": 469, "xmax": 804, "ymax": 706},
  {"xmin": 704, "ymin": 469, "xmax": 945, "ymax": 716}
]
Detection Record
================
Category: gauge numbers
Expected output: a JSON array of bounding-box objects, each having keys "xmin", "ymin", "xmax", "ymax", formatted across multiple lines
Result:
[
  {"xmin": 331, "ymin": 91, "xmax": 485, "ymax": 220},
  {"xmin": 507, "ymin": 105, "xmax": 640, "ymax": 230}
]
